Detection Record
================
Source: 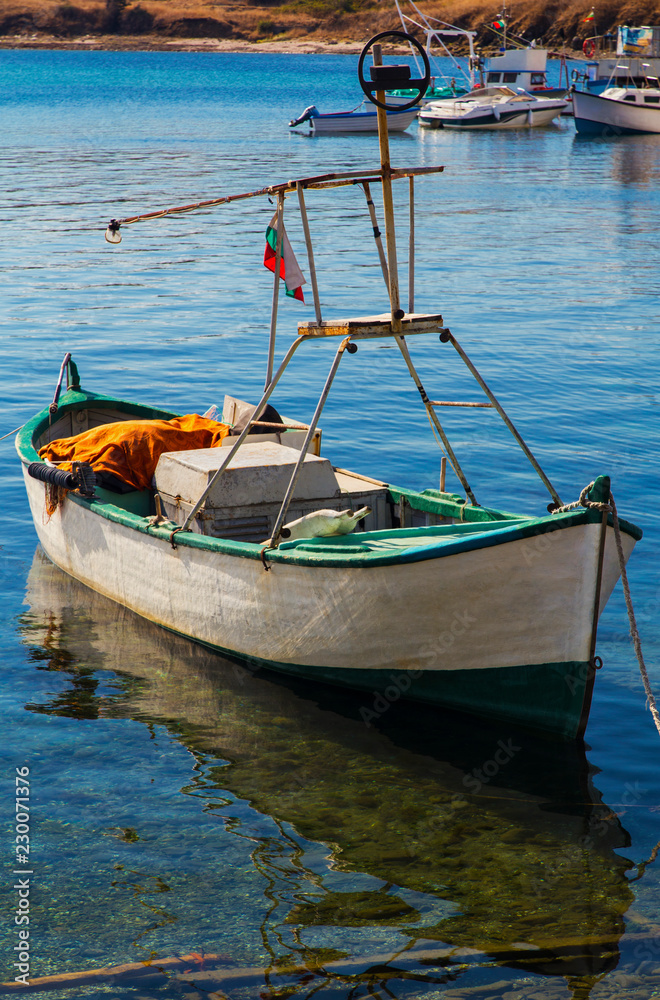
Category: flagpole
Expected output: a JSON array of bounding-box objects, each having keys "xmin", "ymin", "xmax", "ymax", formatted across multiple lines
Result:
[{"xmin": 266, "ymin": 191, "xmax": 284, "ymax": 389}]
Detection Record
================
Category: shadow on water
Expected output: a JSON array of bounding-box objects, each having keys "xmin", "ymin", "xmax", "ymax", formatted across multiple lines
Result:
[{"xmin": 18, "ymin": 546, "xmax": 639, "ymax": 999}]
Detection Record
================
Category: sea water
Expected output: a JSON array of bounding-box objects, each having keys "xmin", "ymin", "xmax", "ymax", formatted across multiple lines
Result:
[{"xmin": 0, "ymin": 49, "xmax": 659, "ymax": 998}]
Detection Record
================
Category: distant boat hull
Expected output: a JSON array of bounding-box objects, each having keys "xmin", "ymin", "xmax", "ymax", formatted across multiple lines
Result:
[
  {"xmin": 290, "ymin": 106, "xmax": 418, "ymax": 134},
  {"xmin": 420, "ymin": 98, "xmax": 566, "ymax": 130},
  {"xmin": 307, "ymin": 108, "xmax": 418, "ymax": 133},
  {"xmin": 573, "ymin": 88, "xmax": 660, "ymax": 134},
  {"xmin": 443, "ymin": 104, "xmax": 564, "ymax": 129}
]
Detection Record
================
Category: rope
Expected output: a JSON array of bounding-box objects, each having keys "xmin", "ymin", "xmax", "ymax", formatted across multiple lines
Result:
[
  {"xmin": 550, "ymin": 481, "xmax": 610, "ymax": 514},
  {"xmin": 554, "ymin": 482, "xmax": 659, "ymax": 736},
  {"xmin": 609, "ymin": 494, "xmax": 660, "ymax": 737},
  {"xmin": 0, "ymin": 422, "xmax": 25, "ymax": 443},
  {"xmin": 628, "ymin": 838, "xmax": 660, "ymax": 883}
]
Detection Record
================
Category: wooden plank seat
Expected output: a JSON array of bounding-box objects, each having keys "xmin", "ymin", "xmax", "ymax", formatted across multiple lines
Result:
[{"xmin": 297, "ymin": 312, "xmax": 447, "ymax": 339}]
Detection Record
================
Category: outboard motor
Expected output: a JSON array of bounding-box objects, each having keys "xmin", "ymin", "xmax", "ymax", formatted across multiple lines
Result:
[{"xmin": 289, "ymin": 105, "xmax": 320, "ymax": 128}]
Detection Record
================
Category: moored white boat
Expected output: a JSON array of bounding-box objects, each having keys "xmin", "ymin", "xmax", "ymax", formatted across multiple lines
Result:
[
  {"xmin": 419, "ymin": 85, "xmax": 568, "ymax": 129},
  {"xmin": 483, "ymin": 45, "xmax": 568, "ymax": 99},
  {"xmin": 17, "ymin": 388, "xmax": 640, "ymax": 739},
  {"xmin": 388, "ymin": 0, "xmax": 477, "ymax": 104},
  {"xmin": 289, "ymin": 103, "xmax": 418, "ymax": 134},
  {"xmin": 16, "ymin": 34, "xmax": 641, "ymax": 740},
  {"xmin": 573, "ymin": 84, "xmax": 660, "ymax": 133},
  {"xmin": 575, "ymin": 25, "xmax": 660, "ymax": 93}
]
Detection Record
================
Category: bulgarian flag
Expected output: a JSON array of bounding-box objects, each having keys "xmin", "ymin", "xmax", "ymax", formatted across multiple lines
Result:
[
  {"xmin": 491, "ymin": 17, "xmax": 506, "ymax": 28},
  {"xmin": 583, "ymin": 8, "xmax": 595, "ymax": 20},
  {"xmin": 264, "ymin": 212, "xmax": 306, "ymax": 302}
]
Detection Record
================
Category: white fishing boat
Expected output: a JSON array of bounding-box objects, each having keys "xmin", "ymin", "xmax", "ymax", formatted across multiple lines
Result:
[
  {"xmin": 575, "ymin": 25, "xmax": 660, "ymax": 93},
  {"xmin": 289, "ymin": 103, "xmax": 418, "ymax": 134},
  {"xmin": 480, "ymin": 6, "xmax": 571, "ymax": 99},
  {"xmin": 573, "ymin": 83, "xmax": 660, "ymax": 134},
  {"xmin": 16, "ymin": 34, "xmax": 641, "ymax": 739},
  {"xmin": 483, "ymin": 45, "xmax": 568, "ymax": 99},
  {"xmin": 419, "ymin": 85, "xmax": 568, "ymax": 129},
  {"xmin": 388, "ymin": 0, "xmax": 477, "ymax": 103},
  {"xmin": 389, "ymin": 0, "xmax": 568, "ymax": 104}
]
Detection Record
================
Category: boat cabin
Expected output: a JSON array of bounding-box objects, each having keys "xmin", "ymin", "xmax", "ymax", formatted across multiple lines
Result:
[
  {"xmin": 601, "ymin": 85, "xmax": 660, "ymax": 103},
  {"xmin": 484, "ymin": 47, "xmax": 549, "ymax": 91}
]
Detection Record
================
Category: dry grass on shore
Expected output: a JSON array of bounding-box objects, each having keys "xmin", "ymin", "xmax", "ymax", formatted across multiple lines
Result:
[{"xmin": 2, "ymin": 0, "xmax": 660, "ymax": 51}]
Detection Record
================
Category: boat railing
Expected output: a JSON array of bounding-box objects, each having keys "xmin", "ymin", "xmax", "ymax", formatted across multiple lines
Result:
[{"xmin": 393, "ymin": 0, "xmax": 477, "ymax": 90}]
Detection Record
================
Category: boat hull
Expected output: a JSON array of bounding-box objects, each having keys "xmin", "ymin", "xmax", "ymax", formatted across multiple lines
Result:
[
  {"xmin": 420, "ymin": 102, "xmax": 565, "ymax": 130},
  {"xmin": 21, "ymin": 465, "xmax": 635, "ymax": 738},
  {"xmin": 573, "ymin": 89, "xmax": 660, "ymax": 134},
  {"xmin": 309, "ymin": 109, "xmax": 417, "ymax": 133}
]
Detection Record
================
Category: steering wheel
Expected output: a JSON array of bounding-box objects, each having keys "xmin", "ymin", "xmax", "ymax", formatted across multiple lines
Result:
[{"xmin": 358, "ymin": 31, "xmax": 431, "ymax": 112}]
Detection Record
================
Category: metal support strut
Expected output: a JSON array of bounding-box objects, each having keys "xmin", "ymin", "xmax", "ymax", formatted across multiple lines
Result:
[
  {"xmin": 175, "ymin": 335, "xmax": 308, "ymax": 539},
  {"xmin": 441, "ymin": 330, "xmax": 563, "ymax": 507},
  {"xmin": 361, "ymin": 181, "xmax": 390, "ymax": 291},
  {"xmin": 395, "ymin": 335, "xmax": 477, "ymax": 505},
  {"xmin": 265, "ymin": 337, "xmax": 354, "ymax": 555}
]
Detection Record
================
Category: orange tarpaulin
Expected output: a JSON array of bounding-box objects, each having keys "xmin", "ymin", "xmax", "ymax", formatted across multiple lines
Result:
[{"xmin": 39, "ymin": 414, "xmax": 230, "ymax": 491}]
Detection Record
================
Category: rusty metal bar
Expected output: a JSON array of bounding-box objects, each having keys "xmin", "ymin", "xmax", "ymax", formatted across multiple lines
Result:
[
  {"xmin": 429, "ymin": 400, "xmax": 494, "ymax": 408},
  {"xmin": 179, "ymin": 335, "xmax": 308, "ymax": 533},
  {"xmin": 50, "ymin": 352, "xmax": 71, "ymax": 415},
  {"xmin": 109, "ymin": 167, "xmax": 445, "ymax": 229},
  {"xmin": 394, "ymin": 334, "xmax": 477, "ymax": 504},
  {"xmin": 443, "ymin": 330, "xmax": 562, "ymax": 506},
  {"xmin": 267, "ymin": 338, "xmax": 352, "ymax": 550},
  {"xmin": 361, "ymin": 181, "xmax": 390, "ymax": 291}
]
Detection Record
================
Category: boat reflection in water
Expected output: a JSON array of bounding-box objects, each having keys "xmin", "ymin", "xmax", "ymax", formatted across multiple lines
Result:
[{"xmin": 22, "ymin": 547, "xmax": 635, "ymax": 997}]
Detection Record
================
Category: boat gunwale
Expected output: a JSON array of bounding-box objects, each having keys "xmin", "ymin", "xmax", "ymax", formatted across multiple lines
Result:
[
  {"xmin": 575, "ymin": 88, "xmax": 660, "ymax": 109},
  {"xmin": 17, "ymin": 389, "xmax": 643, "ymax": 569}
]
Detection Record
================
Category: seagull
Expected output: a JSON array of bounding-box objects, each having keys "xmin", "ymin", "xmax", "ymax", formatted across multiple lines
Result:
[{"xmin": 278, "ymin": 506, "xmax": 371, "ymax": 542}]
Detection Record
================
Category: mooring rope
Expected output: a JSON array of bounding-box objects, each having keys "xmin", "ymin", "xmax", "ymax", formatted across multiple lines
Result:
[
  {"xmin": 0, "ymin": 423, "xmax": 25, "ymax": 443},
  {"xmin": 554, "ymin": 482, "xmax": 660, "ymax": 736},
  {"xmin": 609, "ymin": 493, "xmax": 660, "ymax": 736},
  {"xmin": 551, "ymin": 481, "xmax": 609, "ymax": 514}
]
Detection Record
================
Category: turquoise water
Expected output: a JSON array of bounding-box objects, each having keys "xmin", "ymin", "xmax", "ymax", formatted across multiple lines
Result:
[{"xmin": 1, "ymin": 48, "xmax": 660, "ymax": 998}]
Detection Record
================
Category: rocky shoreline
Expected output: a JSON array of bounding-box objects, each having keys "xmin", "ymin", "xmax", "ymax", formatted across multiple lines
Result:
[{"xmin": 0, "ymin": 33, "xmax": 367, "ymax": 52}]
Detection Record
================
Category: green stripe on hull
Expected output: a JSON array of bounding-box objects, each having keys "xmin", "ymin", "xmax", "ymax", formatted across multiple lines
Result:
[
  {"xmin": 249, "ymin": 660, "xmax": 592, "ymax": 740},
  {"xmin": 177, "ymin": 628, "xmax": 592, "ymax": 739}
]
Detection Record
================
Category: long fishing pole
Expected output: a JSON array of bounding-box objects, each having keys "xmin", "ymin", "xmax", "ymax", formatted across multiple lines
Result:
[{"xmin": 104, "ymin": 166, "xmax": 444, "ymax": 242}]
